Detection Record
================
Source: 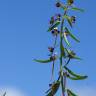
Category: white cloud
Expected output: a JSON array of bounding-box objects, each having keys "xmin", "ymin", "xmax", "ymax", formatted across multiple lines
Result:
[
  {"xmin": 0, "ymin": 86, "xmax": 95, "ymax": 96},
  {"xmin": 77, "ymin": 87, "xmax": 96, "ymax": 96},
  {"xmin": 0, "ymin": 87, "xmax": 26, "ymax": 96},
  {"xmin": 71, "ymin": 86, "xmax": 96, "ymax": 96}
]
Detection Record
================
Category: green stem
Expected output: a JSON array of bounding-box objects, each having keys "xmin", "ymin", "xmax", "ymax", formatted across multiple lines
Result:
[
  {"xmin": 60, "ymin": 8, "xmax": 68, "ymax": 96},
  {"xmin": 65, "ymin": 58, "xmax": 70, "ymax": 66}
]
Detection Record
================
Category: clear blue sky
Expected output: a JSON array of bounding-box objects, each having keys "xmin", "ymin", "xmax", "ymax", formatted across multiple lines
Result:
[{"xmin": 0, "ymin": 0, "xmax": 96, "ymax": 96}]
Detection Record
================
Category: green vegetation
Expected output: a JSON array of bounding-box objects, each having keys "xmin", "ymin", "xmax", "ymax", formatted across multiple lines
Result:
[{"xmin": 34, "ymin": 0, "xmax": 87, "ymax": 96}]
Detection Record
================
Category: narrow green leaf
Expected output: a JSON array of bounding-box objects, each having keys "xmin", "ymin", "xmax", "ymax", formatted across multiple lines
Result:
[
  {"xmin": 34, "ymin": 59, "xmax": 52, "ymax": 63},
  {"xmin": 65, "ymin": 49, "xmax": 82, "ymax": 60},
  {"xmin": 64, "ymin": 66, "xmax": 88, "ymax": 80},
  {"xmin": 45, "ymin": 88, "xmax": 51, "ymax": 94},
  {"xmin": 67, "ymin": 75, "xmax": 88, "ymax": 80},
  {"xmin": 67, "ymin": 89, "xmax": 78, "ymax": 96},
  {"xmin": 64, "ymin": 15, "xmax": 72, "ymax": 27},
  {"xmin": 47, "ymin": 21, "xmax": 61, "ymax": 32},
  {"xmin": 65, "ymin": 27, "xmax": 80, "ymax": 42},
  {"xmin": 71, "ymin": 7, "xmax": 84, "ymax": 12},
  {"xmin": 73, "ymin": 56, "xmax": 82, "ymax": 60},
  {"xmin": 46, "ymin": 91, "xmax": 53, "ymax": 96},
  {"xmin": 63, "ymin": 32, "xmax": 70, "ymax": 46}
]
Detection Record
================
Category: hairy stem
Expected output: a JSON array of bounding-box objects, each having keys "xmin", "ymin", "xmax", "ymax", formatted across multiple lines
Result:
[{"xmin": 60, "ymin": 8, "xmax": 68, "ymax": 96}]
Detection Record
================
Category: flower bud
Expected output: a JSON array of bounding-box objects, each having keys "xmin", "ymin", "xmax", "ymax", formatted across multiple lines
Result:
[
  {"xmin": 56, "ymin": 2, "xmax": 61, "ymax": 7},
  {"xmin": 49, "ymin": 83, "xmax": 52, "ymax": 87},
  {"xmin": 71, "ymin": 16, "xmax": 76, "ymax": 23},
  {"xmin": 51, "ymin": 27, "xmax": 59, "ymax": 36},
  {"xmin": 56, "ymin": 14, "xmax": 61, "ymax": 21},
  {"xmin": 48, "ymin": 47, "xmax": 54, "ymax": 53}
]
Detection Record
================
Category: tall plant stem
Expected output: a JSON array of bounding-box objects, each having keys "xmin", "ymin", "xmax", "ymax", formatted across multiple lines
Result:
[{"xmin": 60, "ymin": 9, "xmax": 67, "ymax": 96}]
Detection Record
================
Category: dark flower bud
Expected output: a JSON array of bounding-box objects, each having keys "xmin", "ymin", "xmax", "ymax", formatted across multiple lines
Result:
[
  {"xmin": 49, "ymin": 83, "xmax": 52, "ymax": 87},
  {"xmin": 51, "ymin": 30, "xmax": 55, "ymax": 34},
  {"xmin": 51, "ymin": 27, "xmax": 59, "ymax": 36},
  {"xmin": 56, "ymin": 2, "xmax": 61, "ymax": 7},
  {"xmin": 71, "ymin": 16, "xmax": 76, "ymax": 23},
  {"xmin": 48, "ymin": 47, "xmax": 54, "ymax": 53},
  {"xmin": 56, "ymin": 14, "xmax": 61, "ymax": 21},
  {"xmin": 54, "ymin": 27, "xmax": 58, "ymax": 32},
  {"xmin": 57, "ymin": 14, "xmax": 61, "ymax": 17},
  {"xmin": 66, "ymin": 74, "xmax": 70, "ymax": 77}
]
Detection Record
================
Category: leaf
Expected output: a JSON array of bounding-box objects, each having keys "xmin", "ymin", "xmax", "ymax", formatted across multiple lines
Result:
[
  {"xmin": 67, "ymin": 75, "xmax": 88, "ymax": 80},
  {"xmin": 67, "ymin": 89, "xmax": 78, "ymax": 96},
  {"xmin": 45, "ymin": 88, "xmax": 51, "ymax": 94},
  {"xmin": 64, "ymin": 15, "xmax": 72, "ymax": 27},
  {"xmin": 64, "ymin": 66, "xmax": 88, "ymax": 80},
  {"xmin": 63, "ymin": 32, "xmax": 70, "ymax": 46},
  {"xmin": 47, "ymin": 21, "xmax": 61, "ymax": 32},
  {"xmin": 65, "ymin": 27, "xmax": 80, "ymax": 42},
  {"xmin": 34, "ymin": 59, "xmax": 52, "ymax": 63},
  {"xmin": 73, "ymin": 56, "xmax": 82, "ymax": 60},
  {"xmin": 71, "ymin": 7, "xmax": 84, "ymax": 12},
  {"xmin": 65, "ymin": 49, "xmax": 82, "ymax": 60},
  {"xmin": 46, "ymin": 81, "xmax": 60, "ymax": 96},
  {"xmin": 46, "ymin": 91, "xmax": 53, "ymax": 96}
]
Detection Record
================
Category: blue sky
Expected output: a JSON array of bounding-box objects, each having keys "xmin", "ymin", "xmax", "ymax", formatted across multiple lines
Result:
[{"xmin": 0, "ymin": 0, "xmax": 96, "ymax": 96}]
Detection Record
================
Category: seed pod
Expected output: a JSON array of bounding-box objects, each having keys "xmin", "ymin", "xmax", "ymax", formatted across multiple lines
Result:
[{"xmin": 56, "ymin": 2, "xmax": 61, "ymax": 7}]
